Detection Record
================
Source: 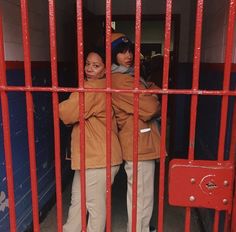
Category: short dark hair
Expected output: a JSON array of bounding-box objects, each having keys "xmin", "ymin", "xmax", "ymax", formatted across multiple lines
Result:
[
  {"xmin": 86, "ymin": 47, "xmax": 105, "ymax": 65},
  {"xmin": 111, "ymin": 42, "xmax": 134, "ymax": 65}
]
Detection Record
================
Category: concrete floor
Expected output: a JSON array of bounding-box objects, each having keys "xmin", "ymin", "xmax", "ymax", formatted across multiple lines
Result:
[{"xmin": 40, "ymin": 163, "xmax": 202, "ymax": 232}]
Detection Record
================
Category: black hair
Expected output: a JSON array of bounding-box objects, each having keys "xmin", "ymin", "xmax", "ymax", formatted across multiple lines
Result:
[
  {"xmin": 85, "ymin": 47, "xmax": 105, "ymax": 65},
  {"xmin": 111, "ymin": 41, "xmax": 134, "ymax": 65}
]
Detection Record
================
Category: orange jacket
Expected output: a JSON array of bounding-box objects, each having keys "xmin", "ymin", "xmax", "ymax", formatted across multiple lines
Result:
[
  {"xmin": 112, "ymin": 73, "xmax": 161, "ymax": 161},
  {"xmin": 59, "ymin": 79, "xmax": 122, "ymax": 170}
]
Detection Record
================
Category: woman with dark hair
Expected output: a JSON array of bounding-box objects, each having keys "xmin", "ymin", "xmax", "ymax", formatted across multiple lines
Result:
[
  {"xmin": 60, "ymin": 48, "xmax": 122, "ymax": 232},
  {"xmin": 111, "ymin": 33, "xmax": 161, "ymax": 232}
]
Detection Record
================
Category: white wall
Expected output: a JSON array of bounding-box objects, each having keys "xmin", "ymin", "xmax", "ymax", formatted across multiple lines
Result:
[
  {"xmin": 2, "ymin": 0, "xmax": 235, "ymax": 63},
  {"xmin": 181, "ymin": 0, "xmax": 236, "ymax": 64},
  {"xmin": 201, "ymin": 0, "xmax": 236, "ymax": 63},
  {"xmin": 1, "ymin": 0, "xmax": 75, "ymax": 61}
]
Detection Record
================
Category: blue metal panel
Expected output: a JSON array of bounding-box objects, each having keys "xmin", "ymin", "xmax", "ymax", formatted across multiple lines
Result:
[
  {"xmin": 0, "ymin": 66, "xmax": 73, "ymax": 231},
  {"xmin": 172, "ymin": 64, "xmax": 236, "ymax": 161},
  {"xmin": 196, "ymin": 71, "xmax": 236, "ymax": 161}
]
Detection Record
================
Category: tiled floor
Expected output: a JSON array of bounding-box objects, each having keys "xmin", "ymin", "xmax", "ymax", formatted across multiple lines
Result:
[{"xmin": 40, "ymin": 163, "xmax": 202, "ymax": 232}]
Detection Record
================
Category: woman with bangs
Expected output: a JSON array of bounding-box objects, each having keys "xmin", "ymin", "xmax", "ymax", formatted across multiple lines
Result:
[{"xmin": 111, "ymin": 33, "xmax": 161, "ymax": 232}]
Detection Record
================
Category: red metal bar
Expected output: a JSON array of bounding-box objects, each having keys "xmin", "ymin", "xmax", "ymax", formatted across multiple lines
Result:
[
  {"xmin": 229, "ymin": 100, "xmax": 236, "ymax": 164},
  {"xmin": 229, "ymin": 97, "xmax": 236, "ymax": 231},
  {"xmin": 157, "ymin": 0, "xmax": 172, "ymax": 231},
  {"xmin": 217, "ymin": 0, "xmax": 236, "ymax": 162},
  {"xmin": 230, "ymin": 184, "xmax": 236, "ymax": 232},
  {"xmin": 134, "ymin": 0, "xmax": 142, "ymax": 88},
  {"xmin": 1, "ymin": 85, "xmax": 236, "ymax": 96},
  {"xmin": 5, "ymin": 61, "xmax": 236, "ymax": 72},
  {"xmin": 48, "ymin": 1, "xmax": 63, "ymax": 231},
  {"xmin": 105, "ymin": 0, "xmax": 112, "ymax": 231},
  {"xmin": 224, "ymin": 212, "xmax": 230, "ymax": 232},
  {"xmin": 232, "ymin": 172, "xmax": 236, "ymax": 232},
  {"xmin": 0, "ymin": 14, "xmax": 17, "ymax": 232},
  {"xmin": 216, "ymin": 1, "xmax": 235, "ymax": 229},
  {"xmin": 213, "ymin": 210, "xmax": 220, "ymax": 232},
  {"xmin": 20, "ymin": 1, "xmax": 40, "ymax": 231},
  {"xmin": 132, "ymin": 1, "xmax": 142, "ymax": 231},
  {"xmin": 76, "ymin": 1, "xmax": 86, "ymax": 231},
  {"xmin": 185, "ymin": 0, "xmax": 204, "ymax": 231},
  {"xmin": 184, "ymin": 207, "xmax": 191, "ymax": 232},
  {"xmin": 188, "ymin": 0, "xmax": 204, "ymax": 161}
]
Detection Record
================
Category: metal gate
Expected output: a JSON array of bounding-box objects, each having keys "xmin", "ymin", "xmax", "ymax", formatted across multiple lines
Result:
[{"xmin": 0, "ymin": 0, "xmax": 235, "ymax": 232}]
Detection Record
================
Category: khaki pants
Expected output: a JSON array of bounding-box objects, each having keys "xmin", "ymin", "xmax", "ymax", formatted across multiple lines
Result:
[
  {"xmin": 63, "ymin": 166, "xmax": 120, "ymax": 232},
  {"xmin": 125, "ymin": 160, "xmax": 155, "ymax": 232}
]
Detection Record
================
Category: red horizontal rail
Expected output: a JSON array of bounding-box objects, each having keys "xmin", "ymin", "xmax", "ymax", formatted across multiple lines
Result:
[
  {"xmin": 5, "ymin": 61, "xmax": 236, "ymax": 72},
  {"xmin": 0, "ymin": 86, "xmax": 235, "ymax": 96}
]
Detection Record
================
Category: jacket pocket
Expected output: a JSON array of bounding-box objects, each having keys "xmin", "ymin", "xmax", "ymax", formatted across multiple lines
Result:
[{"xmin": 138, "ymin": 128, "xmax": 155, "ymax": 154}]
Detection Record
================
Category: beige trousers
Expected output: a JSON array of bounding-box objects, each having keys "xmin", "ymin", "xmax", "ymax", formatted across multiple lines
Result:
[
  {"xmin": 125, "ymin": 160, "xmax": 155, "ymax": 232},
  {"xmin": 63, "ymin": 166, "xmax": 120, "ymax": 232}
]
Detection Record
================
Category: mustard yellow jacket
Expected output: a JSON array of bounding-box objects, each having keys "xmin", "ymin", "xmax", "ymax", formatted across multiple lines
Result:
[
  {"xmin": 59, "ymin": 79, "xmax": 122, "ymax": 170},
  {"xmin": 112, "ymin": 73, "xmax": 161, "ymax": 161}
]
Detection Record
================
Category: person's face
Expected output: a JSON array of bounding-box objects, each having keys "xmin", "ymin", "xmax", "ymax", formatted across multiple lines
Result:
[
  {"xmin": 85, "ymin": 52, "xmax": 105, "ymax": 80},
  {"xmin": 116, "ymin": 50, "xmax": 133, "ymax": 68}
]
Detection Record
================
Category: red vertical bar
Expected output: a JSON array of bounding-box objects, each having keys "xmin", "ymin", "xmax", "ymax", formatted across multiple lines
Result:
[
  {"xmin": 185, "ymin": 0, "xmax": 204, "ymax": 231},
  {"xmin": 216, "ymin": 0, "xmax": 236, "ymax": 229},
  {"xmin": 20, "ymin": 1, "xmax": 40, "ymax": 231},
  {"xmin": 188, "ymin": 0, "xmax": 204, "ymax": 160},
  {"xmin": 48, "ymin": 1, "xmax": 63, "ymax": 232},
  {"xmin": 228, "ymin": 83, "xmax": 236, "ymax": 232},
  {"xmin": 217, "ymin": 0, "xmax": 235, "ymax": 162},
  {"xmin": 228, "ymin": 92, "xmax": 236, "ymax": 232},
  {"xmin": 76, "ymin": 1, "xmax": 86, "ymax": 231},
  {"xmin": 185, "ymin": 207, "xmax": 191, "ymax": 232},
  {"xmin": 0, "ymin": 14, "xmax": 17, "ymax": 232},
  {"xmin": 229, "ymin": 97, "xmax": 236, "ymax": 232},
  {"xmin": 228, "ymin": 100, "xmax": 236, "ymax": 164},
  {"xmin": 158, "ymin": 0, "xmax": 172, "ymax": 231},
  {"xmin": 213, "ymin": 211, "xmax": 220, "ymax": 232},
  {"xmin": 224, "ymin": 212, "xmax": 230, "ymax": 232},
  {"xmin": 105, "ymin": 0, "xmax": 112, "ymax": 231},
  {"xmin": 231, "ymin": 183, "xmax": 236, "ymax": 232},
  {"xmin": 132, "ymin": 1, "xmax": 142, "ymax": 231},
  {"xmin": 224, "ymin": 65, "xmax": 236, "ymax": 232}
]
